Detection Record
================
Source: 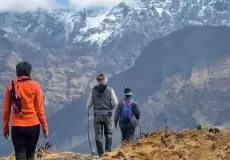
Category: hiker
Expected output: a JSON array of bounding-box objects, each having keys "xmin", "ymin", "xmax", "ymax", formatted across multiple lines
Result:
[
  {"xmin": 114, "ymin": 87, "xmax": 140, "ymax": 142},
  {"xmin": 87, "ymin": 73, "xmax": 118, "ymax": 157},
  {"xmin": 2, "ymin": 61, "xmax": 49, "ymax": 160}
]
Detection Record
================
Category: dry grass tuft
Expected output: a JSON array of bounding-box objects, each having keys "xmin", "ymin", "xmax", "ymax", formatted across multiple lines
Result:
[
  {"xmin": 102, "ymin": 130, "xmax": 230, "ymax": 160},
  {"xmin": 2, "ymin": 129, "xmax": 230, "ymax": 160}
]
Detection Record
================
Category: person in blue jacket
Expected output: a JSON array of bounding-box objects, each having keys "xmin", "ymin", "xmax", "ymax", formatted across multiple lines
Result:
[{"xmin": 114, "ymin": 87, "xmax": 140, "ymax": 142}]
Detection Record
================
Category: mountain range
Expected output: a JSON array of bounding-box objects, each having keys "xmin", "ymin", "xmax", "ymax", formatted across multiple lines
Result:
[{"xmin": 0, "ymin": 0, "xmax": 230, "ymax": 156}]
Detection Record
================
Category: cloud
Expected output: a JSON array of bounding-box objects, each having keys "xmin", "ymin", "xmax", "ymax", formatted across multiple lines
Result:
[
  {"xmin": 123, "ymin": 0, "xmax": 141, "ymax": 8},
  {"xmin": 68, "ymin": 0, "xmax": 141, "ymax": 9},
  {"xmin": 0, "ymin": 0, "xmax": 61, "ymax": 12},
  {"xmin": 0, "ymin": 0, "xmax": 140, "ymax": 12},
  {"xmin": 0, "ymin": 0, "xmax": 120, "ymax": 12},
  {"xmin": 68, "ymin": 0, "xmax": 121, "ymax": 8}
]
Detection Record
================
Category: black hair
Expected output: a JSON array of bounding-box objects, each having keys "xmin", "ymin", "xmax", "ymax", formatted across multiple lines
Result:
[{"xmin": 16, "ymin": 61, "xmax": 32, "ymax": 77}]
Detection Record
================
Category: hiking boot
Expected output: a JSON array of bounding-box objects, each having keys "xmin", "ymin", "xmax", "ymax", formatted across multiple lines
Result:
[
  {"xmin": 95, "ymin": 140, "xmax": 104, "ymax": 157},
  {"xmin": 105, "ymin": 137, "xmax": 112, "ymax": 152}
]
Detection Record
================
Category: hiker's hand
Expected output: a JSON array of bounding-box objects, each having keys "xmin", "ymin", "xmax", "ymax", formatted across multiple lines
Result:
[
  {"xmin": 43, "ymin": 131, "xmax": 48, "ymax": 139},
  {"xmin": 4, "ymin": 133, "xmax": 9, "ymax": 140},
  {"xmin": 3, "ymin": 128, "xmax": 9, "ymax": 140}
]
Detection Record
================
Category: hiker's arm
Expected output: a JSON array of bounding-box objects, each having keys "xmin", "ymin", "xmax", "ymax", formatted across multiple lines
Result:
[
  {"xmin": 114, "ymin": 101, "xmax": 121, "ymax": 124},
  {"xmin": 133, "ymin": 101, "xmax": 140, "ymax": 120},
  {"xmin": 34, "ymin": 83, "xmax": 48, "ymax": 133},
  {"xmin": 87, "ymin": 89, "xmax": 93, "ymax": 110},
  {"xmin": 110, "ymin": 88, "xmax": 118, "ymax": 109},
  {"xmin": 2, "ymin": 84, "xmax": 12, "ymax": 135}
]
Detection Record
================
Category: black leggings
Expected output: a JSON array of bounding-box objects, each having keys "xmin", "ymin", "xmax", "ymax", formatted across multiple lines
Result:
[
  {"xmin": 119, "ymin": 122, "xmax": 135, "ymax": 142},
  {"xmin": 11, "ymin": 124, "xmax": 40, "ymax": 160}
]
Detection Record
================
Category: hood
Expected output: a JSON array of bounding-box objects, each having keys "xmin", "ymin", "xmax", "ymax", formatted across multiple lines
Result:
[
  {"xmin": 93, "ymin": 84, "xmax": 107, "ymax": 97},
  {"xmin": 123, "ymin": 97, "xmax": 133, "ymax": 103}
]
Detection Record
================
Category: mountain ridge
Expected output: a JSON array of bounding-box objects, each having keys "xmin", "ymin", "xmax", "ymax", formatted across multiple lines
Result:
[
  {"xmin": 1, "ymin": 0, "xmax": 230, "ymax": 156},
  {"xmin": 0, "ymin": 0, "xmax": 229, "ymax": 115},
  {"xmin": 48, "ymin": 25, "xmax": 230, "ymax": 154}
]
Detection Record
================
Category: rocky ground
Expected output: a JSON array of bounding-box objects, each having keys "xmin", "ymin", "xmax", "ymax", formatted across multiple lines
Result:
[{"xmin": 2, "ymin": 128, "xmax": 230, "ymax": 160}]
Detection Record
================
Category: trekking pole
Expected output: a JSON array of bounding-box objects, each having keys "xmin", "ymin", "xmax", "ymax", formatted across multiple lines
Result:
[
  {"xmin": 138, "ymin": 120, "xmax": 142, "ymax": 138},
  {"xmin": 87, "ymin": 110, "xmax": 93, "ymax": 156}
]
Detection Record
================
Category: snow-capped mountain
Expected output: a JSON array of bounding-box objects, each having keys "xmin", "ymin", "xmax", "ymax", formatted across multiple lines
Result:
[
  {"xmin": 0, "ymin": 0, "xmax": 229, "ymax": 156},
  {"xmin": 0, "ymin": 0, "xmax": 229, "ymax": 115}
]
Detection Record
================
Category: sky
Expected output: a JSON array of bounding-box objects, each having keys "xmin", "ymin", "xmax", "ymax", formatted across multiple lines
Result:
[{"xmin": 0, "ymin": 0, "xmax": 127, "ymax": 12}]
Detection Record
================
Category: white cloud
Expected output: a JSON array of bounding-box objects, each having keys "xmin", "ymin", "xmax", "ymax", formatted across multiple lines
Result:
[
  {"xmin": 68, "ymin": 0, "xmax": 121, "ymax": 8},
  {"xmin": 0, "ymin": 0, "xmax": 61, "ymax": 12},
  {"xmin": 0, "ymin": 0, "xmax": 140, "ymax": 12},
  {"xmin": 68, "ymin": 0, "xmax": 142, "ymax": 8},
  {"xmin": 123, "ymin": 0, "xmax": 141, "ymax": 8}
]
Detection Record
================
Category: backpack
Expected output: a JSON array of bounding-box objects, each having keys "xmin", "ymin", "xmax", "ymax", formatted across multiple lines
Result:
[
  {"xmin": 9, "ymin": 77, "xmax": 31, "ymax": 117},
  {"xmin": 120, "ymin": 99, "xmax": 133, "ymax": 122}
]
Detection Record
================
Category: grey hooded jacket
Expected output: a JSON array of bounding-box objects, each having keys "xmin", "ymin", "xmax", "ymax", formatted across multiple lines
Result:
[{"xmin": 87, "ymin": 84, "xmax": 118, "ymax": 114}]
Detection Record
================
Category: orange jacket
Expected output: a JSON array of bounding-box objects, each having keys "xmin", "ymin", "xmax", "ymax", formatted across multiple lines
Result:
[{"xmin": 2, "ymin": 76, "xmax": 48, "ymax": 135}]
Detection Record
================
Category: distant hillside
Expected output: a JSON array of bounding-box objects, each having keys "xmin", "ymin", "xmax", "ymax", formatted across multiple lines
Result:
[
  {"xmin": 109, "ymin": 25, "xmax": 230, "ymax": 132},
  {"xmin": 1, "ymin": 0, "xmax": 230, "ymax": 154},
  {"xmin": 2, "ymin": 26, "xmax": 230, "ymax": 156},
  {"xmin": 40, "ymin": 25, "xmax": 230, "ymax": 154}
]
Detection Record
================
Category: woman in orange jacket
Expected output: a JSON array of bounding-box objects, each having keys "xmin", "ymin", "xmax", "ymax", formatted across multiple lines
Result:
[{"xmin": 2, "ymin": 61, "xmax": 49, "ymax": 160}]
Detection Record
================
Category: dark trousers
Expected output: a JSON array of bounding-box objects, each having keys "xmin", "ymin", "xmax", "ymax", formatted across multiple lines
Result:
[
  {"xmin": 11, "ymin": 124, "xmax": 40, "ymax": 160},
  {"xmin": 119, "ymin": 122, "xmax": 135, "ymax": 142},
  {"xmin": 94, "ymin": 115, "xmax": 113, "ymax": 156}
]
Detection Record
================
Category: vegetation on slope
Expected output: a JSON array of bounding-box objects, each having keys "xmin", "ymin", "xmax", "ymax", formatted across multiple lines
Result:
[
  {"xmin": 103, "ymin": 128, "xmax": 230, "ymax": 160},
  {"xmin": 2, "ymin": 127, "xmax": 230, "ymax": 160}
]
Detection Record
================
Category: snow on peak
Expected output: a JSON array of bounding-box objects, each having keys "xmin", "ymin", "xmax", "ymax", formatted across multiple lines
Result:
[
  {"xmin": 1, "ymin": 0, "xmax": 229, "ymax": 46},
  {"xmin": 85, "ymin": 10, "xmax": 109, "ymax": 29},
  {"xmin": 87, "ymin": 31, "xmax": 111, "ymax": 46},
  {"xmin": 155, "ymin": 7, "xmax": 163, "ymax": 16}
]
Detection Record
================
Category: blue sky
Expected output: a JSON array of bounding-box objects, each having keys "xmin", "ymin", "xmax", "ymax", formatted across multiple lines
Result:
[
  {"xmin": 57, "ymin": 0, "xmax": 121, "ymax": 7},
  {"xmin": 55, "ymin": 0, "xmax": 114, "ymax": 10},
  {"xmin": 57, "ymin": 0, "xmax": 107, "ymax": 9},
  {"xmin": 57, "ymin": 0, "xmax": 68, "ymax": 5}
]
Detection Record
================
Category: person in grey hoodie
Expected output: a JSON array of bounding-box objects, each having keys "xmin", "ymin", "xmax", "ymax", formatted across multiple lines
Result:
[
  {"xmin": 114, "ymin": 87, "xmax": 140, "ymax": 142},
  {"xmin": 87, "ymin": 73, "xmax": 118, "ymax": 157}
]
